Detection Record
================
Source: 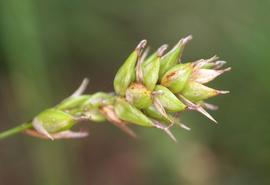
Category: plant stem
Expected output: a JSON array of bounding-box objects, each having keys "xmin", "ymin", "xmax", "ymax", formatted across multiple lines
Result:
[{"xmin": 0, "ymin": 123, "xmax": 32, "ymax": 140}]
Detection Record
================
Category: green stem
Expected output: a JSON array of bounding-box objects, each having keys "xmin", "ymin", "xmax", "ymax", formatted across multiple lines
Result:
[{"xmin": 0, "ymin": 123, "xmax": 32, "ymax": 140}]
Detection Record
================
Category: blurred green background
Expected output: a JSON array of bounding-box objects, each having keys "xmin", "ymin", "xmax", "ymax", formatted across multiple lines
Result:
[{"xmin": 0, "ymin": 0, "xmax": 270, "ymax": 185}]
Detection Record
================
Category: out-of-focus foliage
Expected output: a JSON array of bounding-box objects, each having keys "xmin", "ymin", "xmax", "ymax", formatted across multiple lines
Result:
[{"xmin": 0, "ymin": 0, "xmax": 270, "ymax": 185}]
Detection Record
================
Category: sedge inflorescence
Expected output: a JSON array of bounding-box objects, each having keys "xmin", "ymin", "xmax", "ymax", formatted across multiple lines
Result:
[{"xmin": 2, "ymin": 35, "xmax": 231, "ymax": 141}]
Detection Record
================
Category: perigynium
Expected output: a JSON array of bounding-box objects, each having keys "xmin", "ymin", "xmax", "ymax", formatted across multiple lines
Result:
[{"xmin": 0, "ymin": 35, "xmax": 231, "ymax": 142}]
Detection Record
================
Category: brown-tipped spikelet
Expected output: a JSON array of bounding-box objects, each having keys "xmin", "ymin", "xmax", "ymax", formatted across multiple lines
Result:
[{"xmin": 0, "ymin": 35, "xmax": 230, "ymax": 141}]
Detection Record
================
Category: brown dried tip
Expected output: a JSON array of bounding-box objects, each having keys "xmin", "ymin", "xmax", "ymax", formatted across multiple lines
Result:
[
  {"xmin": 152, "ymin": 121, "xmax": 177, "ymax": 142},
  {"xmin": 217, "ymin": 90, "xmax": 230, "ymax": 95},
  {"xmin": 136, "ymin": 39, "xmax": 147, "ymax": 56},
  {"xmin": 193, "ymin": 56, "xmax": 219, "ymax": 69},
  {"xmin": 157, "ymin": 44, "xmax": 168, "ymax": 57},
  {"xmin": 171, "ymin": 35, "xmax": 193, "ymax": 52},
  {"xmin": 201, "ymin": 102, "xmax": 219, "ymax": 111},
  {"xmin": 140, "ymin": 47, "xmax": 150, "ymax": 62},
  {"xmin": 100, "ymin": 106, "xmax": 137, "ymax": 138},
  {"xmin": 32, "ymin": 118, "xmax": 54, "ymax": 140},
  {"xmin": 181, "ymin": 35, "xmax": 193, "ymax": 46},
  {"xmin": 213, "ymin": 60, "xmax": 227, "ymax": 69},
  {"xmin": 207, "ymin": 55, "xmax": 219, "ymax": 63},
  {"xmin": 152, "ymin": 90, "xmax": 172, "ymax": 122},
  {"xmin": 136, "ymin": 47, "xmax": 150, "ymax": 83},
  {"xmin": 178, "ymin": 94, "xmax": 218, "ymax": 123},
  {"xmin": 25, "ymin": 129, "xmax": 89, "ymax": 140},
  {"xmin": 191, "ymin": 67, "xmax": 232, "ymax": 84},
  {"xmin": 179, "ymin": 123, "xmax": 191, "ymax": 131},
  {"xmin": 223, "ymin": 67, "xmax": 232, "ymax": 72},
  {"xmin": 153, "ymin": 97, "xmax": 172, "ymax": 122},
  {"xmin": 71, "ymin": 78, "xmax": 89, "ymax": 97},
  {"xmin": 53, "ymin": 130, "xmax": 89, "ymax": 139}
]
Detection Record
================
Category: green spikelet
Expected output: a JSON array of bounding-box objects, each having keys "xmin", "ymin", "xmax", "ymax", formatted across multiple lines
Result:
[
  {"xmin": 142, "ymin": 45, "xmax": 167, "ymax": 91},
  {"xmin": 114, "ymin": 40, "xmax": 147, "ymax": 96},
  {"xmin": 114, "ymin": 98, "xmax": 153, "ymax": 127},
  {"xmin": 0, "ymin": 35, "xmax": 230, "ymax": 141},
  {"xmin": 159, "ymin": 35, "xmax": 192, "ymax": 78},
  {"xmin": 125, "ymin": 83, "xmax": 152, "ymax": 109},
  {"xmin": 154, "ymin": 85, "xmax": 186, "ymax": 112},
  {"xmin": 34, "ymin": 109, "xmax": 75, "ymax": 133},
  {"xmin": 80, "ymin": 92, "xmax": 113, "ymax": 122},
  {"xmin": 181, "ymin": 81, "xmax": 229, "ymax": 102},
  {"xmin": 161, "ymin": 63, "xmax": 193, "ymax": 93}
]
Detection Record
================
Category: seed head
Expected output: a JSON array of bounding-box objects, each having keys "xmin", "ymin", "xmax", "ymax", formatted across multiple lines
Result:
[{"xmin": 5, "ymin": 35, "xmax": 231, "ymax": 141}]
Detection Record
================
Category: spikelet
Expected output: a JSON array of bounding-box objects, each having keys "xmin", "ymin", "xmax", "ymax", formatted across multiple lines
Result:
[{"xmin": 0, "ymin": 35, "xmax": 230, "ymax": 141}]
